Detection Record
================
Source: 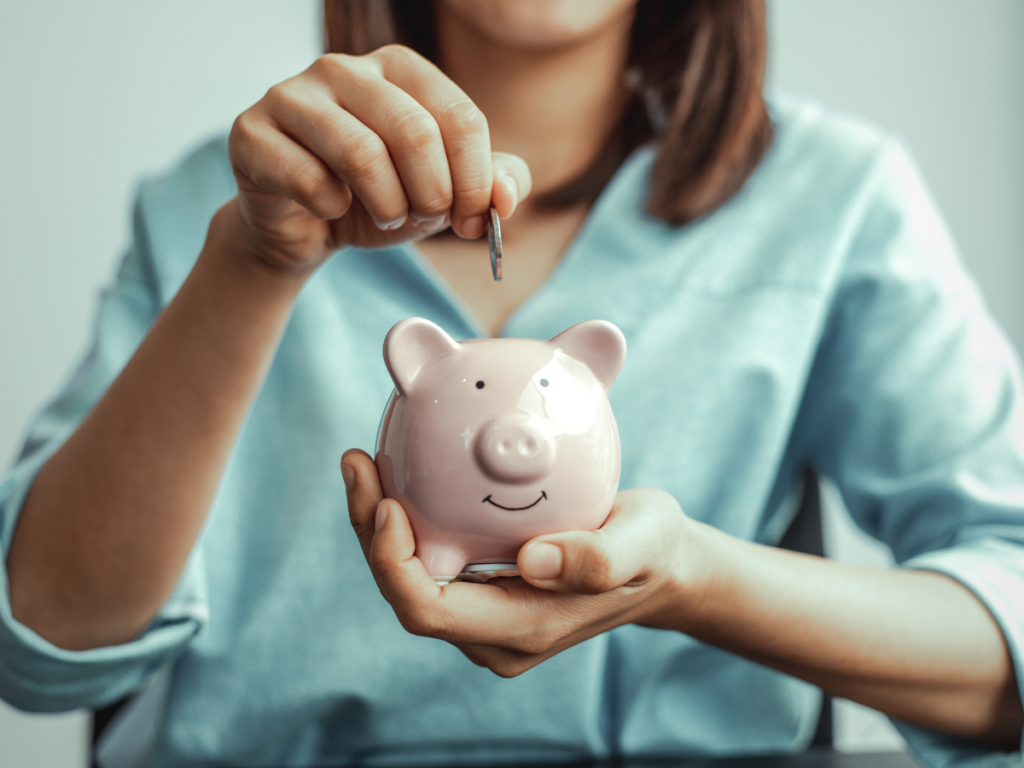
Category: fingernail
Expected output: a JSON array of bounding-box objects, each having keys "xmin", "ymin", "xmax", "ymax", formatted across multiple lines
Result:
[
  {"xmin": 410, "ymin": 213, "xmax": 448, "ymax": 230},
  {"xmin": 522, "ymin": 542, "xmax": 562, "ymax": 580},
  {"xmin": 425, "ymin": 213, "xmax": 450, "ymax": 232},
  {"xmin": 500, "ymin": 174, "xmax": 518, "ymax": 210},
  {"xmin": 341, "ymin": 462, "xmax": 355, "ymax": 492},
  {"xmin": 375, "ymin": 503, "xmax": 389, "ymax": 532},
  {"xmin": 371, "ymin": 212, "xmax": 407, "ymax": 231},
  {"xmin": 459, "ymin": 214, "xmax": 486, "ymax": 239}
]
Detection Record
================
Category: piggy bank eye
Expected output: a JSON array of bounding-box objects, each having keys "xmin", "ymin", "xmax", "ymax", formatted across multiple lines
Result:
[
  {"xmin": 476, "ymin": 380, "xmax": 485, "ymax": 389},
  {"xmin": 540, "ymin": 378, "xmax": 549, "ymax": 387}
]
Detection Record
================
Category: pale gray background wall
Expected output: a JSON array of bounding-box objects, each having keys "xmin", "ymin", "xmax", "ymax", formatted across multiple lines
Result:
[
  {"xmin": 1, "ymin": 1, "xmax": 1021, "ymax": 766},
  {"xmin": 0, "ymin": 3, "xmax": 322, "ymax": 766}
]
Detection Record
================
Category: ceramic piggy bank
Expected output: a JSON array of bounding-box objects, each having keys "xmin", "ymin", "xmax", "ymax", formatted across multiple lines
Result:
[{"xmin": 375, "ymin": 317, "xmax": 627, "ymax": 583}]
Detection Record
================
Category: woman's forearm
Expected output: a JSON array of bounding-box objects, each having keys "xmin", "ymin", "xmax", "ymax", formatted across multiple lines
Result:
[
  {"xmin": 6, "ymin": 199, "xmax": 308, "ymax": 651},
  {"xmin": 668, "ymin": 521, "xmax": 1023, "ymax": 749}
]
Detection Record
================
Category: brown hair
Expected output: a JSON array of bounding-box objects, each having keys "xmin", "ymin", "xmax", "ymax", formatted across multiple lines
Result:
[{"xmin": 323, "ymin": 0, "xmax": 772, "ymax": 226}]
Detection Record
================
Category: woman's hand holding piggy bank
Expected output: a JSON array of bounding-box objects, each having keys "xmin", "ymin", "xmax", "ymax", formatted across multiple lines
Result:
[{"xmin": 342, "ymin": 318, "xmax": 699, "ymax": 677}]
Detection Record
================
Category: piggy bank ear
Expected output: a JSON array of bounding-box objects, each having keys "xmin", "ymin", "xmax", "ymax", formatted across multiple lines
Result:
[
  {"xmin": 549, "ymin": 320, "xmax": 627, "ymax": 391},
  {"xmin": 384, "ymin": 317, "xmax": 459, "ymax": 396}
]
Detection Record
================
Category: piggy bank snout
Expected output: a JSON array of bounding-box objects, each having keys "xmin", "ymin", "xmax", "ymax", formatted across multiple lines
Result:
[{"xmin": 475, "ymin": 414, "xmax": 556, "ymax": 483}]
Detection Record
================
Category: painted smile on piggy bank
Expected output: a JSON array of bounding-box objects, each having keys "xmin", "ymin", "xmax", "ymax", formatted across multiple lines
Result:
[
  {"xmin": 375, "ymin": 317, "xmax": 626, "ymax": 584},
  {"xmin": 482, "ymin": 491, "xmax": 547, "ymax": 511}
]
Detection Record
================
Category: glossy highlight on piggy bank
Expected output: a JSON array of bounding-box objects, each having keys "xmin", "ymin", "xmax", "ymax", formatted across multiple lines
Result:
[{"xmin": 375, "ymin": 317, "xmax": 627, "ymax": 583}]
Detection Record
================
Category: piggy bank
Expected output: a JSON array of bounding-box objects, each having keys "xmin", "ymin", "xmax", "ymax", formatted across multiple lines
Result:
[{"xmin": 375, "ymin": 317, "xmax": 626, "ymax": 584}]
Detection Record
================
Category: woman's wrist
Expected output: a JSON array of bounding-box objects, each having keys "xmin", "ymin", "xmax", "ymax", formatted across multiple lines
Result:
[
  {"xmin": 200, "ymin": 197, "xmax": 322, "ymax": 296},
  {"xmin": 643, "ymin": 515, "xmax": 730, "ymax": 634}
]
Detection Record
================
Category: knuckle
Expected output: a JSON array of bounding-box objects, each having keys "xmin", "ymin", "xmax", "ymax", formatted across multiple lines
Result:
[
  {"xmin": 490, "ymin": 653, "xmax": 533, "ymax": 679},
  {"xmin": 311, "ymin": 52, "xmax": 344, "ymax": 74},
  {"xmin": 517, "ymin": 634, "xmax": 550, "ymax": 657},
  {"xmin": 418, "ymin": 203, "xmax": 453, "ymax": 221},
  {"xmin": 412, "ymin": 190, "xmax": 453, "ymax": 218},
  {"xmin": 460, "ymin": 647, "xmax": 529, "ymax": 678},
  {"xmin": 452, "ymin": 174, "xmax": 491, "ymax": 204},
  {"xmin": 349, "ymin": 517, "xmax": 374, "ymax": 547},
  {"xmin": 439, "ymin": 100, "xmax": 488, "ymax": 143},
  {"xmin": 399, "ymin": 616, "xmax": 428, "ymax": 637},
  {"xmin": 264, "ymin": 80, "xmax": 319, "ymax": 121},
  {"xmin": 375, "ymin": 43, "xmax": 420, "ymax": 67},
  {"xmin": 578, "ymin": 550, "xmax": 617, "ymax": 594},
  {"xmin": 390, "ymin": 109, "xmax": 441, "ymax": 154},
  {"xmin": 509, "ymin": 623, "xmax": 555, "ymax": 656},
  {"xmin": 262, "ymin": 82, "xmax": 293, "ymax": 111},
  {"xmin": 295, "ymin": 169, "xmax": 338, "ymax": 214},
  {"xmin": 396, "ymin": 606, "xmax": 439, "ymax": 638},
  {"xmin": 263, "ymin": 84, "xmax": 311, "ymax": 124},
  {"xmin": 228, "ymin": 111, "xmax": 259, "ymax": 159},
  {"xmin": 367, "ymin": 555, "xmax": 392, "ymax": 581},
  {"xmin": 340, "ymin": 135, "xmax": 388, "ymax": 182},
  {"xmin": 315, "ymin": 52, "xmax": 370, "ymax": 82}
]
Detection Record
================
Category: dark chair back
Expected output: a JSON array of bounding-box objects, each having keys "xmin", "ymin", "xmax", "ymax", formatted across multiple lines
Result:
[{"xmin": 777, "ymin": 466, "xmax": 833, "ymax": 748}]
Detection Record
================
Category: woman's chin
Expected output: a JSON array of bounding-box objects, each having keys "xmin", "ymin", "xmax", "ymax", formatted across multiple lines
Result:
[{"xmin": 433, "ymin": 0, "xmax": 640, "ymax": 51}]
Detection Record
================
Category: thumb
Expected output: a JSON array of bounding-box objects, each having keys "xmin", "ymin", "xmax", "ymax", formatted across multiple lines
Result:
[
  {"xmin": 490, "ymin": 152, "xmax": 532, "ymax": 220},
  {"xmin": 517, "ymin": 489, "xmax": 676, "ymax": 594},
  {"xmin": 518, "ymin": 528, "xmax": 635, "ymax": 595}
]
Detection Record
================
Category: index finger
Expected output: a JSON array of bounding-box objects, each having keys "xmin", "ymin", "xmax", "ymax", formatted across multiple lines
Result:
[{"xmin": 341, "ymin": 448, "xmax": 385, "ymax": 559}]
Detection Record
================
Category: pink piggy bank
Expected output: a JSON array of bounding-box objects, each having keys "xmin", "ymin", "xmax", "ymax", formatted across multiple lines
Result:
[{"xmin": 375, "ymin": 317, "xmax": 627, "ymax": 584}]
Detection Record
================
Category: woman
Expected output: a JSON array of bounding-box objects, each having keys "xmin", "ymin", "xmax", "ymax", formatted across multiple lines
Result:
[{"xmin": 1, "ymin": 1, "xmax": 1022, "ymax": 766}]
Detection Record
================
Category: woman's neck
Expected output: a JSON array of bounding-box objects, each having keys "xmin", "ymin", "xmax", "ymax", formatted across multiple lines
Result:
[{"xmin": 434, "ymin": 4, "xmax": 633, "ymax": 201}]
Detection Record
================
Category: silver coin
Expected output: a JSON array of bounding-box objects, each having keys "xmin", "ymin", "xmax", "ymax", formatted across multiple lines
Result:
[
  {"xmin": 487, "ymin": 207, "xmax": 502, "ymax": 281},
  {"xmin": 457, "ymin": 562, "xmax": 520, "ymax": 583}
]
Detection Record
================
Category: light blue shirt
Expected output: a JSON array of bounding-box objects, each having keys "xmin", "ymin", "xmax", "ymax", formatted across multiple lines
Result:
[{"xmin": 2, "ymin": 93, "xmax": 1023, "ymax": 768}]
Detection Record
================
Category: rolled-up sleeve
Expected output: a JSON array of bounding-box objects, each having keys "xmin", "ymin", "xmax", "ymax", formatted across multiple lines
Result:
[
  {"xmin": 899, "ymin": 540, "xmax": 1024, "ymax": 768},
  {"xmin": 0, "ymin": 181, "xmax": 210, "ymax": 713},
  {"xmin": 795, "ymin": 141, "xmax": 1024, "ymax": 766}
]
